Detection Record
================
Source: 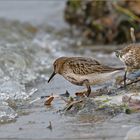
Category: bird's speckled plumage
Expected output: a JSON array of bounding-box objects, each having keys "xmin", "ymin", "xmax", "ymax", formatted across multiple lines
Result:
[
  {"xmin": 48, "ymin": 57, "xmax": 124, "ymax": 96},
  {"xmin": 116, "ymin": 43, "xmax": 140, "ymax": 72}
]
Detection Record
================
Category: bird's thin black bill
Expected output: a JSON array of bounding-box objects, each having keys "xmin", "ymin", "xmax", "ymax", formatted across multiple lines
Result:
[{"xmin": 48, "ymin": 71, "xmax": 56, "ymax": 83}]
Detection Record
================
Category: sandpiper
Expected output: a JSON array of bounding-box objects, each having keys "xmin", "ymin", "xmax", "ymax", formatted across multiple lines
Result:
[
  {"xmin": 115, "ymin": 43, "xmax": 140, "ymax": 85},
  {"xmin": 48, "ymin": 57, "xmax": 124, "ymax": 97},
  {"xmin": 115, "ymin": 28, "xmax": 140, "ymax": 86}
]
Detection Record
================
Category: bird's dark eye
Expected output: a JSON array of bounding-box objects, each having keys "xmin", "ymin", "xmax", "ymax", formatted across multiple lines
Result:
[{"xmin": 54, "ymin": 63, "xmax": 56, "ymax": 69}]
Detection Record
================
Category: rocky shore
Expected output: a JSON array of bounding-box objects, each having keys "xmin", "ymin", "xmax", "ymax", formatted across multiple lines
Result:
[{"xmin": 64, "ymin": 0, "xmax": 140, "ymax": 44}]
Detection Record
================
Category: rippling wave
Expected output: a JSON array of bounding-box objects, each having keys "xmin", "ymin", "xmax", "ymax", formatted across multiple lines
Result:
[{"xmin": 0, "ymin": 18, "xmax": 76, "ymax": 123}]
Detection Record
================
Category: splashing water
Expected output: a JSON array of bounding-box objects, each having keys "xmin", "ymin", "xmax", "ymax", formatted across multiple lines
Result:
[{"xmin": 0, "ymin": 18, "xmax": 80, "ymax": 123}]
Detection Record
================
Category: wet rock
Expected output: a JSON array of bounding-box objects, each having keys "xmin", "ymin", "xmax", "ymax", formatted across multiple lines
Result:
[
  {"xmin": 64, "ymin": 97, "xmax": 125, "ymax": 121},
  {"xmin": 122, "ymin": 93, "xmax": 140, "ymax": 112},
  {"xmin": 18, "ymin": 127, "xmax": 23, "ymax": 130},
  {"xmin": 64, "ymin": 0, "xmax": 140, "ymax": 44},
  {"xmin": 46, "ymin": 121, "xmax": 52, "ymax": 131},
  {"xmin": 125, "ymin": 126, "xmax": 140, "ymax": 140},
  {"xmin": 127, "ymin": 70, "xmax": 140, "ymax": 81},
  {"xmin": 60, "ymin": 90, "xmax": 70, "ymax": 97}
]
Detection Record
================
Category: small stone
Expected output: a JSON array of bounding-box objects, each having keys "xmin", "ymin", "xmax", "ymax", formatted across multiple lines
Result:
[
  {"xmin": 19, "ymin": 127, "xmax": 23, "ymax": 130},
  {"xmin": 125, "ymin": 127, "xmax": 140, "ymax": 140}
]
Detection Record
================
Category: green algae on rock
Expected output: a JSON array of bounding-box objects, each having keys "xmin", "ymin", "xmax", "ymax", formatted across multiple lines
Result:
[{"xmin": 64, "ymin": 0, "xmax": 140, "ymax": 44}]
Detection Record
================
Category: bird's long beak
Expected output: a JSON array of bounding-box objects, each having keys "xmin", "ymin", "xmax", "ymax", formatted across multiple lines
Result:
[{"xmin": 48, "ymin": 71, "xmax": 56, "ymax": 83}]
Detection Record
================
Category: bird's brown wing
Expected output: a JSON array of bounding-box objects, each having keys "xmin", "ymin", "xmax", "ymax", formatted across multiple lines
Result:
[
  {"xmin": 66, "ymin": 57, "xmax": 117, "ymax": 75},
  {"xmin": 122, "ymin": 46, "xmax": 140, "ymax": 68}
]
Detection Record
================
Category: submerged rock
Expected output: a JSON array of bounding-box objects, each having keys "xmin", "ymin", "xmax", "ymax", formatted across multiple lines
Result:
[{"xmin": 125, "ymin": 126, "xmax": 140, "ymax": 140}]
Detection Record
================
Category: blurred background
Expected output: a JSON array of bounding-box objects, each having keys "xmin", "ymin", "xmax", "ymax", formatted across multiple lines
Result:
[
  {"xmin": 64, "ymin": 0, "xmax": 140, "ymax": 44},
  {"xmin": 1, "ymin": 0, "xmax": 140, "ymax": 45}
]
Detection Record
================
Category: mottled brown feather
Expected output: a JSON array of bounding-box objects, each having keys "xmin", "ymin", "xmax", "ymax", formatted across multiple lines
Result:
[
  {"xmin": 120, "ymin": 44, "xmax": 140, "ymax": 70},
  {"xmin": 62, "ymin": 57, "xmax": 122, "ymax": 75}
]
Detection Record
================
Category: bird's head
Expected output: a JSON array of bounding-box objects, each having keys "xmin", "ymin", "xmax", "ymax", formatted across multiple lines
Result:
[{"xmin": 48, "ymin": 57, "xmax": 68, "ymax": 83}]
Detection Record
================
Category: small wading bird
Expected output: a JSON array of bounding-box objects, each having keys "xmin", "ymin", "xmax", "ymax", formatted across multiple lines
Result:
[
  {"xmin": 115, "ymin": 28, "xmax": 140, "ymax": 87},
  {"xmin": 48, "ymin": 57, "xmax": 124, "ymax": 97},
  {"xmin": 115, "ymin": 43, "xmax": 140, "ymax": 86}
]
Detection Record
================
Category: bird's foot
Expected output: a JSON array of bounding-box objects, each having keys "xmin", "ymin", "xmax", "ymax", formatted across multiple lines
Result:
[{"xmin": 75, "ymin": 90, "xmax": 88, "ymax": 97}]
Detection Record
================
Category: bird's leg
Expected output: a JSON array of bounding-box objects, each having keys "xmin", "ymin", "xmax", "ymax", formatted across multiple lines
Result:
[
  {"xmin": 124, "ymin": 70, "xmax": 127, "ymax": 88},
  {"xmin": 75, "ymin": 80, "xmax": 91, "ymax": 97},
  {"xmin": 83, "ymin": 80, "xmax": 91, "ymax": 97},
  {"xmin": 85, "ymin": 80, "xmax": 91, "ymax": 97}
]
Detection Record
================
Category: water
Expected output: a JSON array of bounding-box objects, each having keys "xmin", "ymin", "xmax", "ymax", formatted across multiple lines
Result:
[
  {"xmin": 0, "ymin": 1, "xmax": 67, "ymax": 28},
  {"xmin": 0, "ymin": 1, "xmax": 68, "ymax": 124},
  {"xmin": 0, "ymin": 1, "xmax": 138, "ymax": 140}
]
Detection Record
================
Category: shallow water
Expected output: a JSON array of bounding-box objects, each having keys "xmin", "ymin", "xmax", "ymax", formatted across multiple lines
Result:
[{"xmin": 0, "ymin": 1, "xmax": 139, "ymax": 140}]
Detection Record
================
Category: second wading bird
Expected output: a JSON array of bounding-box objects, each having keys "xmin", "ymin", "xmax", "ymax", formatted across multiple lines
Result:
[
  {"xmin": 48, "ymin": 57, "xmax": 124, "ymax": 97},
  {"xmin": 115, "ymin": 43, "xmax": 140, "ymax": 86},
  {"xmin": 115, "ymin": 28, "xmax": 140, "ymax": 87}
]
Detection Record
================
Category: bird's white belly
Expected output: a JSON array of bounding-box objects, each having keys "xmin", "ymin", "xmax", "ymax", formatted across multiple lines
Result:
[
  {"xmin": 84, "ymin": 71, "xmax": 119, "ymax": 85},
  {"xmin": 64, "ymin": 71, "xmax": 120, "ymax": 85}
]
